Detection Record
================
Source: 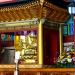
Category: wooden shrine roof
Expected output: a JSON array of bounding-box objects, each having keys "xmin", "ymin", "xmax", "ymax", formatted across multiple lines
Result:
[{"xmin": 0, "ymin": 0, "xmax": 69, "ymax": 23}]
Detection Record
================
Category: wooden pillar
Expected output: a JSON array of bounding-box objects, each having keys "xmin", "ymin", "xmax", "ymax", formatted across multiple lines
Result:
[
  {"xmin": 38, "ymin": 20, "xmax": 43, "ymax": 65},
  {"xmin": 38, "ymin": 0, "xmax": 44, "ymax": 66},
  {"xmin": 59, "ymin": 24, "xmax": 63, "ymax": 58}
]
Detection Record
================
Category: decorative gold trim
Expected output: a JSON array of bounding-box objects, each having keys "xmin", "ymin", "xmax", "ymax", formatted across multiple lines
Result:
[
  {"xmin": 0, "ymin": 0, "xmax": 69, "ymax": 22},
  {"xmin": 38, "ymin": 20, "xmax": 43, "ymax": 65},
  {"xmin": 59, "ymin": 24, "xmax": 63, "ymax": 58},
  {"xmin": 0, "ymin": 65, "xmax": 75, "ymax": 72}
]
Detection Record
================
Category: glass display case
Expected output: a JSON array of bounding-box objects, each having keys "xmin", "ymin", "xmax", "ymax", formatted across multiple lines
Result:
[
  {"xmin": 0, "ymin": 30, "xmax": 38, "ymax": 65},
  {"xmin": 14, "ymin": 30, "xmax": 38, "ymax": 64}
]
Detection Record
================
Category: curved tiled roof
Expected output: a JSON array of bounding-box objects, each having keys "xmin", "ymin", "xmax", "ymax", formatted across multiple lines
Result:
[{"xmin": 0, "ymin": 0, "xmax": 69, "ymax": 23}]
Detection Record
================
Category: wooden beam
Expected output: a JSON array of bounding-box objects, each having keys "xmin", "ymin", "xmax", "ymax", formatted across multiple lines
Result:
[{"xmin": 0, "ymin": 65, "xmax": 75, "ymax": 72}]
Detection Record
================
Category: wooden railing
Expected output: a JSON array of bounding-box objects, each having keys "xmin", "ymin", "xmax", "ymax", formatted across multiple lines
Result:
[{"xmin": 0, "ymin": 65, "xmax": 75, "ymax": 75}]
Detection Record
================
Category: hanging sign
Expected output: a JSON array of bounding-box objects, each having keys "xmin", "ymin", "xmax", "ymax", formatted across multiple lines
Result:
[
  {"xmin": 63, "ymin": 25, "xmax": 68, "ymax": 36},
  {"xmin": 70, "ymin": 23, "xmax": 74, "ymax": 35}
]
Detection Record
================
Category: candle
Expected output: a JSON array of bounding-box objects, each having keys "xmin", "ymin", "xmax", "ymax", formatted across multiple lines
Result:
[
  {"xmin": 14, "ymin": 70, "xmax": 18, "ymax": 75},
  {"xmin": 15, "ymin": 51, "xmax": 20, "ymax": 60}
]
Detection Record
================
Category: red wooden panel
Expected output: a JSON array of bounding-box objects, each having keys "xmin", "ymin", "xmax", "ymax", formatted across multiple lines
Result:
[{"xmin": 43, "ymin": 28, "xmax": 59, "ymax": 65}]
